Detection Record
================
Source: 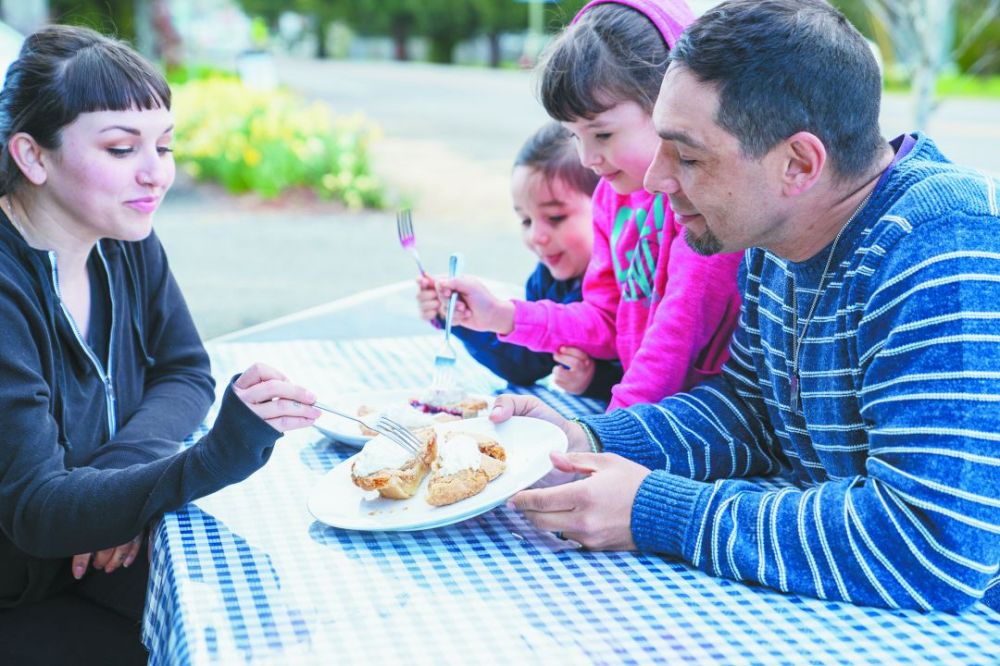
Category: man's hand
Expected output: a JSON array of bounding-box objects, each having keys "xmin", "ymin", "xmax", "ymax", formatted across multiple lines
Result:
[
  {"xmin": 233, "ymin": 363, "xmax": 321, "ymax": 432},
  {"xmin": 436, "ymin": 276, "xmax": 515, "ymax": 334},
  {"xmin": 72, "ymin": 532, "xmax": 143, "ymax": 579},
  {"xmin": 509, "ymin": 451, "xmax": 651, "ymax": 551},
  {"xmin": 552, "ymin": 346, "xmax": 597, "ymax": 395},
  {"xmin": 489, "ymin": 394, "xmax": 590, "ymax": 452},
  {"xmin": 416, "ymin": 275, "xmax": 444, "ymax": 321}
]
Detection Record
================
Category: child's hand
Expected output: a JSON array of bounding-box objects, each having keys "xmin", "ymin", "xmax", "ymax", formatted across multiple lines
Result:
[
  {"xmin": 416, "ymin": 275, "xmax": 444, "ymax": 321},
  {"xmin": 437, "ymin": 275, "xmax": 516, "ymax": 334},
  {"xmin": 552, "ymin": 346, "xmax": 596, "ymax": 395}
]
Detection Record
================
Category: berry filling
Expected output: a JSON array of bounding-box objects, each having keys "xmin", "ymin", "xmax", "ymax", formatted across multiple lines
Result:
[{"xmin": 409, "ymin": 399, "xmax": 464, "ymax": 417}]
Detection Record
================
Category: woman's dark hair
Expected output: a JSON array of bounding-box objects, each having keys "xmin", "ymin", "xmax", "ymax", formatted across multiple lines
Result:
[
  {"xmin": 669, "ymin": 0, "xmax": 884, "ymax": 178},
  {"xmin": 515, "ymin": 122, "xmax": 599, "ymax": 197},
  {"xmin": 538, "ymin": 4, "xmax": 669, "ymax": 122},
  {"xmin": 0, "ymin": 24, "xmax": 172, "ymax": 194}
]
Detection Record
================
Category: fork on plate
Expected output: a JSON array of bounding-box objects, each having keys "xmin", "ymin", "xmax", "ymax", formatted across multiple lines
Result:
[
  {"xmin": 312, "ymin": 401, "xmax": 423, "ymax": 456},
  {"xmin": 396, "ymin": 209, "xmax": 427, "ymax": 276},
  {"xmin": 430, "ymin": 252, "xmax": 463, "ymax": 393}
]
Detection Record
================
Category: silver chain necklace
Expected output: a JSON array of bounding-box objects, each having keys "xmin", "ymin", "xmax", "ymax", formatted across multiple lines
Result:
[{"xmin": 788, "ymin": 190, "xmax": 874, "ymax": 414}]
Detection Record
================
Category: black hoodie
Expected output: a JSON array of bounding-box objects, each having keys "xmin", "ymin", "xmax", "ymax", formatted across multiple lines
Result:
[{"xmin": 0, "ymin": 211, "xmax": 281, "ymax": 607}]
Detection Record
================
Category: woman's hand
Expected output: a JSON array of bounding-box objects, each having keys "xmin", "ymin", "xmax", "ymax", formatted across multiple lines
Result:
[
  {"xmin": 552, "ymin": 346, "xmax": 596, "ymax": 395},
  {"xmin": 232, "ymin": 363, "xmax": 321, "ymax": 432},
  {"xmin": 72, "ymin": 532, "xmax": 143, "ymax": 579},
  {"xmin": 416, "ymin": 275, "xmax": 444, "ymax": 321}
]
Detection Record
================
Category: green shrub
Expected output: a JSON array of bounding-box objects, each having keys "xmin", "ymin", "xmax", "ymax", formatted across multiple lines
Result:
[
  {"xmin": 171, "ymin": 79, "xmax": 385, "ymax": 209},
  {"xmin": 166, "ymin": 64, "xmax": 238, "ymax": 85}
]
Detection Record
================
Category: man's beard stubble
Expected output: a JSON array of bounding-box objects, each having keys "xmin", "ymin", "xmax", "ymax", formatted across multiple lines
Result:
[{"xmin": 684, "ymin": 226, "xmax": 724, "ymax": 256}]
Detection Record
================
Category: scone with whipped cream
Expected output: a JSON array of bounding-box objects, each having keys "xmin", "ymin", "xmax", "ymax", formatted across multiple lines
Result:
[
  {"xmin": 351, "ymin": 427, "xmax": 437, "ymax": 499},
  {"xmin": 425, "ymin": 431, "xmax": 506, "ymax": 506}
]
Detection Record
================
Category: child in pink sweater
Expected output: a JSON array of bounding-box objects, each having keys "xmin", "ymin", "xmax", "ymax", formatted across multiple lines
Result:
[{"xmin": 441, "ymin": 0, "xmax": 742, "ymax": 411}]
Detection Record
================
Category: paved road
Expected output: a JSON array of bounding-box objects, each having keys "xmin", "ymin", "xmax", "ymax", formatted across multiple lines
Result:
[{"xmin": 157, "ymin": 58, "xmax": 1000, "ymax": 339}]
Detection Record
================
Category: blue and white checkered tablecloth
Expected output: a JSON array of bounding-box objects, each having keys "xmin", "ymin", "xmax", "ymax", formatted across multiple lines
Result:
[{"xmin": 142, "ymin": 336, "xmax": 1000, "ymax": 665}]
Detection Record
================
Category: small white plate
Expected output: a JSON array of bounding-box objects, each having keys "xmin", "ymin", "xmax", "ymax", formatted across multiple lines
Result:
[
  {"xmin": 313, "ymin": 388, "xmax": 492, "ymax": 448},
  {"xmin": 307, "ymin": 416, "xmax": 568, "ymax": 531}
]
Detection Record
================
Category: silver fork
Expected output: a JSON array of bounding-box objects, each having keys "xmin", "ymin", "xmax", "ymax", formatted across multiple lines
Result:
[
  {"xmin": 396, "ymin": 209, "xmax": 427, "ymax": 276},
  {"xmin": 313, "ymin": 401, "xmax": 423, "ymax": 456},
  {"xmin": 430, "ymin": 252, "xmax": 463, "ymax": 393}
]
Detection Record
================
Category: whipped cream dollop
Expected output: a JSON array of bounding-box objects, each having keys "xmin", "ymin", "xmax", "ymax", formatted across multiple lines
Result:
[
  {"xmin": 352, "ymin": 435, "xmax": 415, "ymax": 477},
  {"xmin": 436, "ymin": 434, "xmax": 482, "ymax": 476}
]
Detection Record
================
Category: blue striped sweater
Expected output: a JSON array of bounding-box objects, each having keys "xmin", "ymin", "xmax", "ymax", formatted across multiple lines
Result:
[{"xmin": 582, "ymin": 134, "xmax": 1000, "ymax": 613}]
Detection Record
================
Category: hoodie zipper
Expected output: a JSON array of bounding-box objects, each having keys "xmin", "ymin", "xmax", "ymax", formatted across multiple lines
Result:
[{"xmin": 48, "ymin": 248, "xmax": 118, "ymax": 438}]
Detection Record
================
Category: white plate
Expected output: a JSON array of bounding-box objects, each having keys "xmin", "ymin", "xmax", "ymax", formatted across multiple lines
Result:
[
  {"xmin": 307, "ymin": 416, "xmax": 568, "ymax": 531},
  {"xmin": 313, "ymin": 388, "xmax": 493, "ymax": 448}
]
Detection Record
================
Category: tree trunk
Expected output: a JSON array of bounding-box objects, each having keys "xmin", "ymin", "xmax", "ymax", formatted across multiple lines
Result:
[
  {"xmin": 429, "ymin": 36, "xmax": 457, "ymax": 64},
  {"xmin": 315, "ymin": 17, "xmax": 328, "ymax": 59},
  {"xmin": 487, "ymin": 32, "xmax": 501, "ymax": 68},
  {"xmin": 392, "ymin": 27, "xmax": 410, "ymax": 61},
  {"xmin": 863, "ymin": 0, "xmax": 952, "ymax": 131},
  {"xmin": 150, "ymin": 0, "xmax": 182, "ymax": 68},
  {"xmin": 912, "ymin": 46, "xmax": 936, "ymax": 132}
]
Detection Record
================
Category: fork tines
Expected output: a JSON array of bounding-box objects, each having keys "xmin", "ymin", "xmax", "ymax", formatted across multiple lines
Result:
[
  {"xmin": 396, "ymin": 209, "xmax": 413, "ymax": 246},
  {"xmin": 429, "ymin": 360, "xmax": 456, "ymax": 394},
  {"xmin": 395, "ymin": 209, "xmax": 427, "ymax": 276},
  {"xmin": 374, "ymin": 415, "xmax": 424, "ymax": 457}
]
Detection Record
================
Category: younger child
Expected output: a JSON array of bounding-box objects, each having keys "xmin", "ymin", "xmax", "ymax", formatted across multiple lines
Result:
[
  {"xmin": 418, "ymin": 122, "xmax": 623, "ymax": 400},
  {"xmin": 438, "ymin": 0, "xmax": 744, "ymax": 411}
]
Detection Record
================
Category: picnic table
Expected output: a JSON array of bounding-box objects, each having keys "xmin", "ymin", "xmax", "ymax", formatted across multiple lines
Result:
[{"xmin": 141, "ymin": 284, "xmax": 1000, "ymax": 664}]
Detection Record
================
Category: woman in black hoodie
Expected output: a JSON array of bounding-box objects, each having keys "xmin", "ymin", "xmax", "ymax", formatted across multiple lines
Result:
[{"xmin": 0, "ymin": 25, "xmax": 321, "ymax": 664}]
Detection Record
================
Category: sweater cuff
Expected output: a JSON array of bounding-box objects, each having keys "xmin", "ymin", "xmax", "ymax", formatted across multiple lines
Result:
[
  {"xmin": 573, "ymin": 419, "xmax": 602, "ymax": 453},
  {"xmin": 497, "ymin": 300, "xmax": 541, "ymax": 345},
  {"xmin": 579, "ymin": 408, "xmax": 649, "ymax": 459},
  {"xmin": 631, "ymin": 471, "xmax": 707, "ymax": 558},
  {"xmin": 199, "ymin": 376, "xmax": 282, "ymax": 484}
]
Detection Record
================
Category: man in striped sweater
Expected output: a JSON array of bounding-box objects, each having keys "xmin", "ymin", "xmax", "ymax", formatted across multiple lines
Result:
[{"xmin": 497, "ymin": 0, "xmax": 1000, "ymax": 613}]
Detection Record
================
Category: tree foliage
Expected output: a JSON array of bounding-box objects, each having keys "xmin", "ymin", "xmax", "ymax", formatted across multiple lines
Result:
[
  {"xmin": 49, "ymin": 0, "xmax": 135, "ymax": 39},
  {"xmin": 233, "ymin": 0, "xmax": 589, "ymax": 63}
]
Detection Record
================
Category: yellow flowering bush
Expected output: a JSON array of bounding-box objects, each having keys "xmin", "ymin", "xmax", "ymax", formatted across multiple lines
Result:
[{"xmin": 171, "ymin": 78, "xmax": 385, "ymax": 209}]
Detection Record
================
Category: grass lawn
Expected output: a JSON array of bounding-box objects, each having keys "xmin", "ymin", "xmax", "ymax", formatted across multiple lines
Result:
[{"xmin": 885, "ymin": 73, "xmax": 1000, "ymax": 98}]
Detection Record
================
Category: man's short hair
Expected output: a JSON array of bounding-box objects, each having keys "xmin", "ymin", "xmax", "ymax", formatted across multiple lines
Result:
[{"xmin": 669, "ymin": 0, "xmax": 884, "ymax": 178}]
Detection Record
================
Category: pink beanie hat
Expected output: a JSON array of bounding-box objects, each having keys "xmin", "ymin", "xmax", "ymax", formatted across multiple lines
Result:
[{"xmin": 571, "ymin": 0, "xmax": 695, "ymax": 49}]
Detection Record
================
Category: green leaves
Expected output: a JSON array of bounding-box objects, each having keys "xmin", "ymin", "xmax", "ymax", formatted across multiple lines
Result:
[{"xmin": 172, "ymin": 79, "xmax": 386, "ymax": 208}]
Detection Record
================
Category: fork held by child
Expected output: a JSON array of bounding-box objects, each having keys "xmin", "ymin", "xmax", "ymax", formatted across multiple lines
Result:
[
  {"xmin": 396, "ymin": 209, "xmax": 427, "ymax": 277},
  {"xmin": 430, "ymin": 252, "xmax": 464, "ymax": 393}
]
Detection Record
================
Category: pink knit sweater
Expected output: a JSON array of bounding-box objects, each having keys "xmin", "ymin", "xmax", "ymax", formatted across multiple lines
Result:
[{"xmin": 500, "ymin": 181, "xmax": 742, "ymax": 410}]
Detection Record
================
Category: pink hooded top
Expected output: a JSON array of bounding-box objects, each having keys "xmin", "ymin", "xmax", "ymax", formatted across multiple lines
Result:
[{"xmin": 500, "ymin": 0, "xmax": 743, "ymax": 411}]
